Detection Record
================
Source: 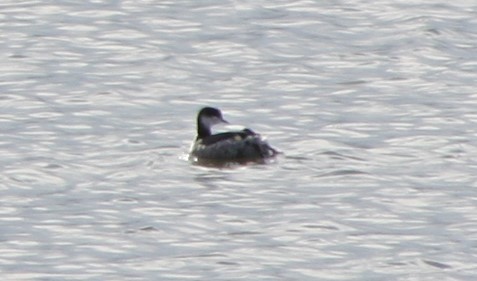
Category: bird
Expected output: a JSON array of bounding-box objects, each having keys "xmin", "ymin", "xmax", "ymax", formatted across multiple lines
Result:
[{"xmin": 189, "ymin": 107, "xmax": 278, "ymax": 163}]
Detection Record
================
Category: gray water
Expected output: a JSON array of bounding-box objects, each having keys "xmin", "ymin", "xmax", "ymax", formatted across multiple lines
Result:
[{"xmin": 1, "ymin": 0, "xmax": 477, "ymax": 280}]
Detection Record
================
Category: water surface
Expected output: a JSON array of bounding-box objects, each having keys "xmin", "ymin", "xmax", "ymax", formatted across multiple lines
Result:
[{"xmin": 1, "ymin": 0, "xmax": 477, "ymax": 280}]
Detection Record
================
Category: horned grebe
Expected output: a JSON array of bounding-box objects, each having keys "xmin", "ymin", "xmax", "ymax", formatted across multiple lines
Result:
[{"xmin": 189, "ymin": 107, "xmax": 278, "ymax": 163}]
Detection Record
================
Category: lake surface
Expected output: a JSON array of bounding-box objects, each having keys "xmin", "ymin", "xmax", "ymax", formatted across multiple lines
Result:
[{"xmin": 1, "ymin": 0, "xmax": 477, "ymax": 280}]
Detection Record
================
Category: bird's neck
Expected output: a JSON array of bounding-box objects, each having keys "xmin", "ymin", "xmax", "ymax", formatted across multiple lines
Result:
[{"xmin": 197, "ymin": 120, "xmax": 211, "ymax": 139}]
